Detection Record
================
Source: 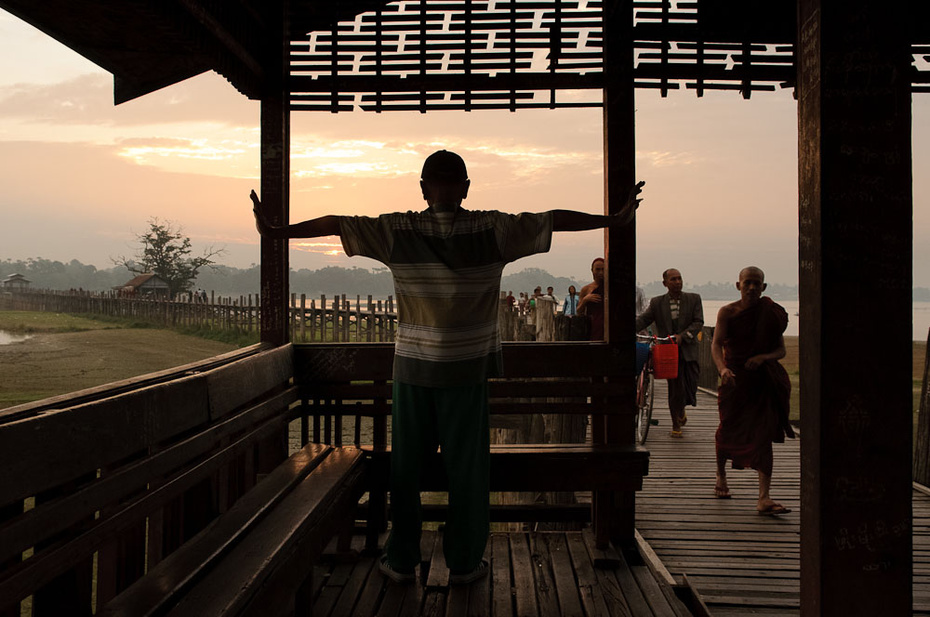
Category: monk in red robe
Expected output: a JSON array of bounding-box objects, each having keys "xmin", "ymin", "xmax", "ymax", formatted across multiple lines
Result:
[{"xmin": 711, "ymin": 266, "xmax": 795, "ymax": 515}]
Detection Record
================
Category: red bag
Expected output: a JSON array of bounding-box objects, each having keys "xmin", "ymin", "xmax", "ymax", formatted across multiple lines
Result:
[{"xmin": 652, "ymin": 342, "xmax": 679, "ymax": 379}]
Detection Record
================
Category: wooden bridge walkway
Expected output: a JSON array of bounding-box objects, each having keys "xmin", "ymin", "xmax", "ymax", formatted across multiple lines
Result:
[
  {"xmin": 636, "ymin": 382, "xmax": 930, "ymax": 615},
  {"xmin": 308, "ymin": 530, "xmax": 691, "ymax": 616}
]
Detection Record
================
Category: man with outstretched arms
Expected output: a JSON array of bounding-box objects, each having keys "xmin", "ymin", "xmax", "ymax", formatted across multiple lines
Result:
[{"xmin": 252, "ymin": 150, "xmax": 644, "ymax": 584}]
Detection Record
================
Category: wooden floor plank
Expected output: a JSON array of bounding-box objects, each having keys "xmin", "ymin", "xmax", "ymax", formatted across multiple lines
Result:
[
  {"xmin": 427, "ymin": 532, "xmax": 450, "ymax": 589},
  {"xmin": 530, "ymin": 533, "xmax": 561, "ymax": 617},
  {"xmin": 637, "ymin": 381, "xmax": 930, "ymax": 615},
  {"xmin": 465, "ymin": 543, "xmax": 492, "ymax": 617},
  {"xmin": 490, "ymin": 534, "xmax": 514, "ymax": 617},
  {"xmin": 308, "ymin": 531, "xmax": 689, "ymax": 616},
  {"xmin": 608, "ymin": 552, "xmax": 652, "ymax": 616},
  {"xmin": 565, "ymin": 532, "xmax": 610, "ymax": 617},
  {"xmin": 545, "ymin": 534, "xmax": 585, "ymax": 617},
  {"xmin": 510, "ymin": 533, "xmax": 539, "ymax": 617}
]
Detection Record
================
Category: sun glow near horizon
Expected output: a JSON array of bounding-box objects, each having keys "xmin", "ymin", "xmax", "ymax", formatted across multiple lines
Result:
[{"xmin": 3, "ymin": 10, "xmax": 930, "ymax": 286}]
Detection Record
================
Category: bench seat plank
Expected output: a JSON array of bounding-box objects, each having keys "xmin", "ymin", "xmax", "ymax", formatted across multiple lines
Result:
[
  {"xmin": 164, "ymin": 447, "xmax": 367, "ymax": 617},
  {"xmin": 362, "ymin": 444, "xmax": 649, "ymax": 492},
  {"xmin": 101, "ymin": 442, "xmax": 333, "ymax": 617}
]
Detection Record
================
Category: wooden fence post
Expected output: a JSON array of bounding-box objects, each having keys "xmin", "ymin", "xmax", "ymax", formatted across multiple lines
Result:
[{"xmin": 914, "ymin": 327, "xmax": 930, "ymax": 484}]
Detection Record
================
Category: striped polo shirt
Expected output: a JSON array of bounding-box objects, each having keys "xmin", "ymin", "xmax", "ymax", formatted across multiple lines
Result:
[{"xmin": 340, "ymin": 208, "xmax": 553, "ymax": 387}]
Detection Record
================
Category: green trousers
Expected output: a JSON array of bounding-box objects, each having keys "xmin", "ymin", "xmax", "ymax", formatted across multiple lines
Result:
[{"xmin": 384, "ymin": 381, "xmax": 490, "ymax": 573}]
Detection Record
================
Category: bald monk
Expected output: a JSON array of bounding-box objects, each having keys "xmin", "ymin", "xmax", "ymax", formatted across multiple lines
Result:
[{"xmin": 711, "ymin": 266, "xmax": 795, "ymax": 515}]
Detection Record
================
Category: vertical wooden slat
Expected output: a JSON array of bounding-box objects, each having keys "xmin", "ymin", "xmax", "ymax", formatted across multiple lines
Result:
[
  {"xmin": 32, "ymin": 477, "xmax": 95, "ymax": 617},
  {"xmin": 0, "ymin": 502, "xmax": 22, "ymax": 617}
]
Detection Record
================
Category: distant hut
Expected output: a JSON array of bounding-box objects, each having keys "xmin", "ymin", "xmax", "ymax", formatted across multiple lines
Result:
[
  {"xmin": 2, "ymin": 273, "xmax": 31, "ymax": 291},
  {"xmin": 117, "ymin": 273, "xmax": 170, "ymax": 298}
]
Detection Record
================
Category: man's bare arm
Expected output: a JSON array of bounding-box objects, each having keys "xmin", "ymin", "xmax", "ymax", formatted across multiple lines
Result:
[
  {"xmin": 251, "ymin": 190, "xmax": 341, "ymax": 239},
  {"xmin": 550, "ymin": 180, "xmax": 645, "ymax": 231}
]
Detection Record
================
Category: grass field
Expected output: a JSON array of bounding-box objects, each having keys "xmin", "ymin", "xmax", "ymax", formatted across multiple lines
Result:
[{"xmin": 0, "ymin": 311, "xmax": 238, "ymax": 409}]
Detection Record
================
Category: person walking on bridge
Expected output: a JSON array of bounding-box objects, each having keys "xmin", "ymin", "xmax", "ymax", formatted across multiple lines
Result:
[
  {"xmin": 711, "ymin": 266, "xmax": 795, "ymax": 515},
  {"xmin": 252, "ymin": 149, "xmax": 645, "ymax": 584},
  {"xmin": 636, "ymin": 268, "xmax": 704, "ymax": 438}
]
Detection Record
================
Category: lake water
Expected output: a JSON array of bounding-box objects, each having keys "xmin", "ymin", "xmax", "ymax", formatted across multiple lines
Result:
[
  {"xmin": 0, "ymin": 330, "xmax": 32, "ymax": 345},
  {"xmin": 701, "ymin": 300, "xmax": 930, "ymax": 341}
]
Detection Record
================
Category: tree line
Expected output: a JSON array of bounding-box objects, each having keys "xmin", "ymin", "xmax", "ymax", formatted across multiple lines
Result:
[{"xmin": 0, "ymin": 256, "xmax": 836, "ymax": 301}]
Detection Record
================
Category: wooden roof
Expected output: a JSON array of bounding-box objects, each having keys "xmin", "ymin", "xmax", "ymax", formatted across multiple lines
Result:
[
  {"xmin": 121, "ymin": 273, "xmax": 168, "ymax": 289},
  {"xmin": 2, "ymin": 0, "xmax": 929, "ymax": 109}
]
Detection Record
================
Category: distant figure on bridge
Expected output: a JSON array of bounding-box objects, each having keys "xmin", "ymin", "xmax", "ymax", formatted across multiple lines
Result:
[
  {"xmin": 711, "ymin": 266, "xmax": 795, "ymax": 515},
  {"xmin": 562, "ymin": 285, "xmax": 579, "ymax": 316},
  {"xmin": 577, "ymin": 257, "xmax": 605, "ymax": 339},
  {"xmin": 252, "ymin": 150, "xmax": 645, "ymax": 584},
  {"xmin": 636, "ymin": 268, "xmax": 704, "ymax": 438}
]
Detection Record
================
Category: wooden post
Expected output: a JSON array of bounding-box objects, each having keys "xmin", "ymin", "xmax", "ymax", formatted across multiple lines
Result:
[
  {"xmin": 259, "ymin": 0, "xmax": 290, "ymax": 347},
  {"xmin": 798, "ymin": 2, "xmax": 912, "ymax": 613},
  {"xmin": 343, "ymin": 296, "xmax": 350, "ymax": 342},
  {"xmin": 594, "ymin": 0, "xmax": 637, "ymax": 549},
  {"xmin": 300, "ymin": 294, "xmax": 307, "ymax": 342},
  {"xmin": 320, "ymin": 295, "xmax": 327, "ymax": 341},
  {"xmin": 914, "ymin": 328, "xmax": 930, "ymax": 484}
]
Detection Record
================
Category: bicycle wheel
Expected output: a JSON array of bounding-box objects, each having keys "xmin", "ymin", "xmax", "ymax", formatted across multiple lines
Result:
[{"xmin": 636, "ymin": 370, "xmax": 655, "ymax": 445}]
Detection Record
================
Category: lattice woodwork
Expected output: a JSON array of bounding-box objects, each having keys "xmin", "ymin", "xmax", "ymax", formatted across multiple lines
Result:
[{"xmin": 288, "ymin": 0, "xmax": 930, "ymax": 112}]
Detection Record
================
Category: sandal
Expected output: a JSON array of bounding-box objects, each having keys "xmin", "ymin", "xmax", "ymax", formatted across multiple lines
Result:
[
  {"xmin": 669, "ymin": 430, "xmax": 683, "ymax": 438},
  {"xmin": 450, "ymin": 559, "xmax": 489, "ymax": 585},
  {"xmin": 758, "ymin": 503, "xmax": 791, "ymax": 516},
  {"xmin": 379, "ymin": 555, "xmax": 416, "ymax": 583},
  {"xmin": 714, "ymin": 485, "xmax": 731, "ymax": 499}
]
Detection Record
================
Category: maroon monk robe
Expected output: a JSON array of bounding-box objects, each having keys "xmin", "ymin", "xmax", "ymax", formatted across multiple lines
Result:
[{"xmin": 715, "ymin": 297, "xmax": 795, "ymax": 476}]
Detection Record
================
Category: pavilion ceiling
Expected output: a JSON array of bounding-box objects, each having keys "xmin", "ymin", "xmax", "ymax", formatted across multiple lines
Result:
[{"xmin": 1, "ymin": 0, "xmax": 929, "ymax": 109}]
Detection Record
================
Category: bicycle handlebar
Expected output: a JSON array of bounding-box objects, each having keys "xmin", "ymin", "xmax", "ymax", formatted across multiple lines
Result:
[{"xmin": 636, "ymin": 334, "xmax": 676, "ymax": 343}]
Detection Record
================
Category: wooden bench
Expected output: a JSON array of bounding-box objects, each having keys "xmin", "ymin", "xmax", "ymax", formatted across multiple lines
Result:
[
  {"xmin": 293, "ymin": 342, "xmax": 650, "ymax": 547},
  {"xmin": 0, "ymin": 344, "xmax": 367, "ymax": 617},
  {"xmin": 103, "ymin": 443, "xmax": 365, "ymax": 617}
]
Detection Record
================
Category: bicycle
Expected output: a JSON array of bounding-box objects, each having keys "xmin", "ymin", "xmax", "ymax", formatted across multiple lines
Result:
[{"xmin": 634, "ymin": 334, "xmax": 676, "ymax": 445}]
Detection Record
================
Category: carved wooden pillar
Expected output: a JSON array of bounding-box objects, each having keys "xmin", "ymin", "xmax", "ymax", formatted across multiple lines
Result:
[
  {"xmin": 260, "ymin": 0, "xmax": 290, "ymax": 348},
  {"xmin": 797, "ymin": 1, "xmax": 912, "ymax": 613},
  {"xmin": 594, "ymin": 0, "xmax": 638, "ymax": 548}
]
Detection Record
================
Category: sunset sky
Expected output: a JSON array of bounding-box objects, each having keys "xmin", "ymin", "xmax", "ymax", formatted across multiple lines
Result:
[{"xmin": 1, "ymin": 10, "xmax": 928, "ymax": 287}]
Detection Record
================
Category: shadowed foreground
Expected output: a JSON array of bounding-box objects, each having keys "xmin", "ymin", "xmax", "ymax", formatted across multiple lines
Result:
[{"xmin": 308, "ymin": 530, "xmax": 690, "ymax": 616}]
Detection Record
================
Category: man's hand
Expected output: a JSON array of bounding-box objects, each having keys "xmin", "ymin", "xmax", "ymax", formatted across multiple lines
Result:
[
  {"xmin": 251, "ymin": 190, "xmax": 280, "ymax": 239},
  {"xmin": 627, "ymin": 180, "xmax": 645, "ymax": 210},
  {"xmin": 609, "ymin": 180, "xmax": 646, "ymax": 226},
  {"xmin": 720, "ymin": 367, "xmax": 736, "ymax": 386}
]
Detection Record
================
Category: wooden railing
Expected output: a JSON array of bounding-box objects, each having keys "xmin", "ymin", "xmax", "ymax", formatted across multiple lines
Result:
[
  {"xmin": 292, "ymin": 342, "xmax": 649, "ymax": 546},
  {"xmin": 0, "ymin": 339, "xmax": 650, "ymax": 614}
]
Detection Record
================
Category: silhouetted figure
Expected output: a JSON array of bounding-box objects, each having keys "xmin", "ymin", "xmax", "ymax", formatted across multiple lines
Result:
[
  {"xmin": 252, "ymin": 150, "xmax": 644, "ymax": 582},
  {"xmin": 711, "ymin": 266, "xmax": 795, "ymax": 515},
  {"xmin": 636, "ymin": 268, "xmax": 704, "ymax": 437}
]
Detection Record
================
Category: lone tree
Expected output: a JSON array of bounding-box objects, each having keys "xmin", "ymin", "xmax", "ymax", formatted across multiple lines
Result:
[{"xmin": 115, "ymin": 218, "xmax": 224, "ymax": 297}]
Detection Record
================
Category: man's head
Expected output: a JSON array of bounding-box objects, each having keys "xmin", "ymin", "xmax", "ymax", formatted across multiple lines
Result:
[
  {"xmin": 736, "ymin": 266, "xmax": 767, "ymax": 305},
  {"xmin": 534, "ymin": 286, "xmax": 542, "ymax": 296},
  {"xmin": 420, "ymin": 150, "xmax": 470, "ymax": 212},
  {"xmin": 547, "ymin": 286, "xmax": 554, "ymax": 296},
  {"xmin": 591, "ymin": 258, "xmax": 605, "ymax": 284},
  {"xmin": 662, "ymin": 268, "xmax": 683, "ymax": 297}
]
